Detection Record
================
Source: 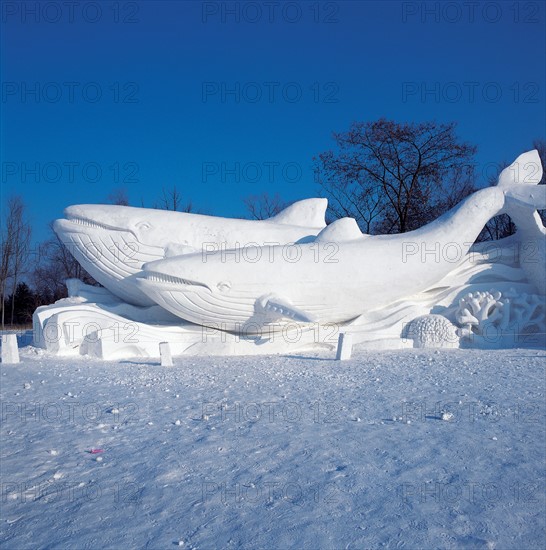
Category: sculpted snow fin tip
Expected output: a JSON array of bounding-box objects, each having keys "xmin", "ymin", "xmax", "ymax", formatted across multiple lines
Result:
[
  {"xmin": 497, "ymin": 149, "xmax": 542, "ymax": 188},
  {"xmin": 497, "ymin": 150, "xmax": 546, "ymax": 211},
  {"xmin": 315, "ymin": 218, "xmax": 364, "ymax": 243},
  {"xmin": 270, "ymin": 198, "xmax": 328, "ymax": 228}
]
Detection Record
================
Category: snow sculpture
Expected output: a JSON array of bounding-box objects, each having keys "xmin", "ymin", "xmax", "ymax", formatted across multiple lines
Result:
[
  {"xmin": 456, "ymin": 288, "xmax": 545, "ymax": 348},
  {"xmin": 404, "ymin": 315, "xmax": 459, "ymax": 349},
  {"xmin": 456, "ymin": 290, "xmax": 504, "ymax": 339},
  {"xmin": 53, "ymin": 199, "xmax": 328, "ymax": 306},
  {"xmin": 136, "ymin": 151, "xmax": 545, "ymax": 333},
  {"xmin": 504, "ymin": 291, "xmax": 546, "ymax": 338},
  {"xmin": 39, "ymin": 149, "xmax": 544, "ymax": 358}
]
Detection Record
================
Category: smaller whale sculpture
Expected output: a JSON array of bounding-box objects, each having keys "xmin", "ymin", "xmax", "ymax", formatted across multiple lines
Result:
[
  {"xmin": 53, "ymin": 198, "xmax": 327, "ymax": 306},
  {"xmin": 136, "ymin": 151, "xmax": 545, "ymax": 333}
]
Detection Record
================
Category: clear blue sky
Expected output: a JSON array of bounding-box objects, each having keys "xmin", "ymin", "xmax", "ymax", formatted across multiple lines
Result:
[{"xmin": 1, "ymin": 0, "xmax": 545, "ymax": 242}]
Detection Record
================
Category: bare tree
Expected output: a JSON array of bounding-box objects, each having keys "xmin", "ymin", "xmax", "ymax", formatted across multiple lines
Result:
[
  {"xmin": 479, "ymin": 212, "xmax": 516, "ymax": 242},
  {"xmin": 318, "ymin": 174, "xmax": 385, "ymax": 232},
  {"xmin": 314, "ymin": 119, "xmax": 477, "ymax": 234},
  {"xmin": 32, "ymin": 224, "xmax": 97, "ymax": 302},
  {"xmin": 0, "ymin": 222, "xmax": 13, "ymax": 328},
  {"xmin": 243, "ymin": 192, "xmax": 287, "ymax": 220},
  {"xmin": 158, "ymin": 185, "xmax": 194, "ymax": 212},
  {"xmin": 6, "ymin": 282, "xmax": 36, "ymax": 325},
  {"xmin": 107, "ymin": 187, "xmax": 130, "ymax": 206},
  {"xmin": 0, "ymin": 196, "xmax": 32, "ymax": 328}
]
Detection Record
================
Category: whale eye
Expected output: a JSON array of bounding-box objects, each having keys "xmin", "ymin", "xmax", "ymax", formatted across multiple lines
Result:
[
  {"xmin": 217, "ymin": 281, "xmax": 231, "ymax": 293},
  {"xmin": 137, "ymin": 222, "xmax": 151, "ymax": 231}
]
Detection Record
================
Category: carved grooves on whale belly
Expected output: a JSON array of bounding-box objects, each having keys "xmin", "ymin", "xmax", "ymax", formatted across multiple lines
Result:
[{"xmin": 73, "ymin": 234, "xmax": 136, "ymax": 278}]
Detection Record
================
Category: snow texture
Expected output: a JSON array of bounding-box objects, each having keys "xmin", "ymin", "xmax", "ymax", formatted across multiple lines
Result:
[{"xmin": 0, "ymin": 343, "xmax": 544, "ymax": 549}]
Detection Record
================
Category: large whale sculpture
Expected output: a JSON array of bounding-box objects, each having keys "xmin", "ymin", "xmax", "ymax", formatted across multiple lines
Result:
[
  {"xmin": 136, "ymin": 151, "xmax": 545, "ymax": 332},
  {"xmin": 53, "ymin": 199, "xmax": 327, "ymax": 306}
]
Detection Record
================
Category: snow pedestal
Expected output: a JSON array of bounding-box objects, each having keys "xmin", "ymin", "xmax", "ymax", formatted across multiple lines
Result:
[
  {"xmin": 1, "ymin": 334, "xmax": 20, "ymax": 363},
  {"xmin": 160, "ymin": 342, "xmax": 173, "ymax": 366},
  {"xmin": 336, "ymin": 333, "xmax": 353, "ymax": 360},
  {"xmin": 32, "ymin": 282, "xmax": 342, "ymax": 359}
]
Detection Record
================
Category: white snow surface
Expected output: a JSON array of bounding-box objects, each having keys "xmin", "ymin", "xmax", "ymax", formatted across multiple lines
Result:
[{"xmin": 1, "ymin": 342, "xmax": 545, "ymax": 549}]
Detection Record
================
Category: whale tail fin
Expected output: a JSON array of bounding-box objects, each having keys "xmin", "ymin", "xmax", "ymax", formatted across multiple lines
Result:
[{"xmin": 498, "ymin": 150, "xmax": 546, "ymax": 210}]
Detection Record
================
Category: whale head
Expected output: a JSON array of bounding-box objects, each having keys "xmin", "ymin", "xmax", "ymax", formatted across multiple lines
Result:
[
  {"xmin": 136, "ymin": 251, "xmax": 271, "ymax": 332},
  {"xmin": 53, "ymin": 205, "xmax": 198, "ymax": 305}
]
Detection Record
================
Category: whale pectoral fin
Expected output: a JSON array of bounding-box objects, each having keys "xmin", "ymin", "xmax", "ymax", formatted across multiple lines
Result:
[{"xmin": 256, "ymin": 294, "xmax": 313, "ymax": 322}]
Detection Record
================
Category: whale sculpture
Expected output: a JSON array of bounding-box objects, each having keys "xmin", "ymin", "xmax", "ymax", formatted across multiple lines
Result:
[
  {"xmin": 136, "ymin": 151, "xmax": 545, "ymax": 332},
  {"xmin": 497, "ymin": 189, "xmax": 546, "ymax": 295},
  {"xmin": 53, "ymin": 199, "xmax": 328, "ymax": 306}
]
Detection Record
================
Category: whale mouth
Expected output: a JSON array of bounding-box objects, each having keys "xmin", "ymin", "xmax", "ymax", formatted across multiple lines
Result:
[
  {"xmin": 141, "ymin": 271, "xmax": 211, "ymax": 291},
  {"xmin": 69, "ymin": 216, "xmax": 109, "ymax": 229},
  {"xmin": 64, "ymin": 215, "xmax": 131, "ymax": 233}
]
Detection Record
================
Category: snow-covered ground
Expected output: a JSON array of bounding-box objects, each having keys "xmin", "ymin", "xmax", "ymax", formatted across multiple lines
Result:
[{"xmin": 1, "ymin": 343, "xmax": 545, "ymax": 549}]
